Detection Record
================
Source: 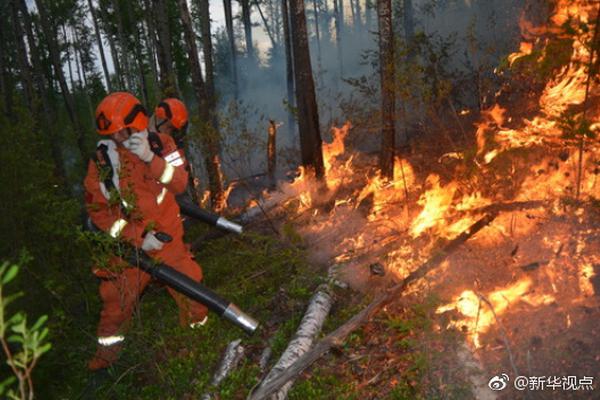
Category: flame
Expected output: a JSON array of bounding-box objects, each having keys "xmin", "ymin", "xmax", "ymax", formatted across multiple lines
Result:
[
  {"xmin": 508, "ymin": 41, "xmax": 534, "ymax": 66},
  {"xmin": 323, "ymin": 121, "xmax": 352, "ymax": 172},
  {"xmin": 410, "ymin": 175, "xmax": 457, "ymax": 238},
  {"xmin": 579, "ymin": 263, "xmax": 596, "ymax": 296},
  {"xmin": 437, "ymin": 278, "xmax": 555, "ymax": 348}
]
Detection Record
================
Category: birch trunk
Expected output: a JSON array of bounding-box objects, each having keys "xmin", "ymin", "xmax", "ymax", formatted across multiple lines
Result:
[{"xmin": 256, "ymin": 287, "xmax": 333, "ymax": 399}]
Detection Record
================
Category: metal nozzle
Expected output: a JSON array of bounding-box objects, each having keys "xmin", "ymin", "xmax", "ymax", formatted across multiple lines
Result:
[
  {"xmin": 216, "ymin": 217, "xmax": 243, "ymax": 235},
  {"xmin": 222, "ymin": 303, "xmax": 259, "ymax": 334}
]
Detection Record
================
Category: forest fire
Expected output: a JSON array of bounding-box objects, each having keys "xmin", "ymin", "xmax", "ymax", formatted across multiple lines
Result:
[{"xmin": 244, "ymin": 1, "xmax": 600, "ymax": 392}]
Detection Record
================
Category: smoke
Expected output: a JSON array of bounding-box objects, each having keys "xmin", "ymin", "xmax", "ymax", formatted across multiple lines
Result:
[{"xmin": 192, "ymin": 0, "xmax": 527, "ymax": 192}]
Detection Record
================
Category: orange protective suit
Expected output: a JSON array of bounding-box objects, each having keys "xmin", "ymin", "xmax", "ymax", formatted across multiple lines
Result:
[{"xmin": 84, "ymin": 132, "xmax": 207, "ymax": 370}]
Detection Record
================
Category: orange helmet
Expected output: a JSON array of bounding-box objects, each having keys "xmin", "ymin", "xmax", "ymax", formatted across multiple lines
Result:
[
  {"xmin": 95, "ymin": 92, "xmax": 148, "ymax": 135},
  {"xmin": 155, "ymin": 98, "xmax": 189, "ymax": 130}
]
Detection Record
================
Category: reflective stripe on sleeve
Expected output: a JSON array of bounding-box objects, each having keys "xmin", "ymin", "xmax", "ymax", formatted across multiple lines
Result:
[
  {"xmin": 156, "ymin": 188, "xmax": 168, "ymax": 205},
  {"xmin": 109, "ymin": 219, "xmax": 128, "ymax": 238},
  {"xmin": 98, "ymin": 335, "xmax": 125, "ymax": 346},
  {"xmin": 159, "ymin": 162, "xmax": 175, "ymax": 184},
  {"xmin": 164, "ymin": 151, "xmax": 184, "ymax": 167}
]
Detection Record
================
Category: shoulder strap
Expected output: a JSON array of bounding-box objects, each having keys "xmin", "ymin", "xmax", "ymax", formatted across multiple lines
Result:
[
  {"xmin": 148, "ymin": 131, "xmax": 164, "ymax": 156},
  {"xmin": 95, "ymin": 144, "xmax": 118, "ymax": 194}
]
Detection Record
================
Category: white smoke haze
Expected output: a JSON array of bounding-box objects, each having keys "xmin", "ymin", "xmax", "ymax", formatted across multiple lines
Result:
[{"xmin": 191, "ymin": 0, "xmax": 529, "ymax": 197}]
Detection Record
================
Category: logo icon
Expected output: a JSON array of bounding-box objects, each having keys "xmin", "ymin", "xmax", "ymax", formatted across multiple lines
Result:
[{"xmin": 489, "ymin": 374, "xmax": 510, "ymax": 391}]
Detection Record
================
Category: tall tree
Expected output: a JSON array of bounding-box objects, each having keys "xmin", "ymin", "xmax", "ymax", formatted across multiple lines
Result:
[
  {"xmin": 377, "ymin": 0, "xmax": 395, "ymax": 179},
  {"xmin": 112, "ymin": 0, "xmax": 133, "ymax": 91},
  {"xmin": 403, "ymin": 0, "xmax": 415, "ymax": 59},
  {"xmin": 177, "ymin": 0, "xmax": 225, "ymax": 209},
  {"xmin": 10, "ymin": 0, "xmax": 35, "ymax": 112},
  {"xmin": 223, "ymin": 0, "xmax": 239, "ymax": 99},
  {"xmin": 333, "ymin": 0, "xmax": 344, "ymax": 77},
  {"xmin": 312, "ymin": 0, "xmax": 322, "ymax": 71},
  {"xmin": 155, "ymin": 0, "xmax": 178, "ymax": 97},
  {"xmin": 87, "ymin": 0, "xmax": 112, "ymax": 91},
  {"xmin": 282, "ymin": 0, "xmax": 295, "ymax": 137},
  {"xmin": 16, "ymin": 0, "xmax": 66, "ymax": 180},
  {"xmin": 289, "ymin": 0, "xmax": 325, "ymax": 179},
  {"xmin": 197, "ymin": 0, "xmax": 215, "ymax": 102},
  {"xmin": 0, "ymin": 5, "xmax": 10, "ymax": 118},
  {"xmin": 240, "ymin": 0, "xmax": 255, "ymax": 59},
  {"xmin": 35, "ymin": 0, "xmax": 87, "ymax": 164}
]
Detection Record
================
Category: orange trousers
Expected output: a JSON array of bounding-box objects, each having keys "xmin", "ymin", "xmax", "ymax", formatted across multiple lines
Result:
[{"xmin": 89, "ymin": 246, "xmax": 208, "ymax": 370}]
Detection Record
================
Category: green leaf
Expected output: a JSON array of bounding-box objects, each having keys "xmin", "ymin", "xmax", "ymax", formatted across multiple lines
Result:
[
  {"xmin": 31, "ymin": 315, "xmax": 48, "ymax": 331},
  {"xmin": 1, "ymin": 265, "xmax": 18, "ymax": 285},
  {"xmin": 0, "ymin": 376, "xmax": 16, "ymax": 395},
  {"xmin": 6, "ymin": 335, "xmax": 23, "ymax": 344},
  {"xmin": 36, "ymin": 342, "xmax": 52, "ymax": 356},
  {"xmin": 3, "ymin": 292, "xmax": 24, "ymax": 308}
]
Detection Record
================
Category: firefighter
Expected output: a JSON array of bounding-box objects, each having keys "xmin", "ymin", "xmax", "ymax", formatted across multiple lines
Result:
[
  {"xmin": 149, "ymin": 97, "xmax": 189, "ymax": 150},
  {"xmin": 85, "ymin": 92, "xmax": 208, "ymax": 371}
]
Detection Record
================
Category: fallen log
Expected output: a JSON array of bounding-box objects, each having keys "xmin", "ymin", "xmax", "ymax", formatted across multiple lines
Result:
[
  {"xmin": 254, "ymin": 285, "xmax": 334, "ymax": 399},
  {"xmin": 248, "ymin": 212, "xmax": 499, "ymax": 400}
]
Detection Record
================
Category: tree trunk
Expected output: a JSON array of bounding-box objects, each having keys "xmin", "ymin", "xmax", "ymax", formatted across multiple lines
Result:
[
  {"xmin": 155, "ymin": 0, "xmax": 178, "ymax": 97},
  {"xmin": 223, "ymin": 0, "xmax": 239, "ymax": 99},
  {"xmin": 254, "ymin": 0, "xmax": 277, "ymax": 50},
  {"xmin": 289, "ymin": 0, "xmax": 325, "ymax": 180},
  {"xmin": 282, "ymin": 0, "xmax": 295, "ymax": 138},
  {"xmin": 132, "ymin": 23, "xmax": 149, "ymax": 107},
  {"xmin": 240, "ymin": 0, "xmax": 255, "ymax": 59},
  {"xmin": 0, "ymin": 13, "xmax": 11, "ymax": 118},
  {"xmin": 106, "ymin": 29, "xmax": 124, "ymax": 89},
  {"xmin": 377, "ymin": 0, "xmax": 395, "ymax": 179},
  {"xmin": 197, "ymin": 0, "xmax": 215, "ymax": 103},
  {"xmin": 355, "ymin": 0, "xmax": 362, "ymax": 31},
  {"xmin": 35, "ymin": 0, "xmax": 87, "ymax": 164},
  {"xmin": 312, "ymin": 0, "xmax": 322, "ymax": 72},
  {"xmin": 267, "ymin": 119, "xmax": 277, "ymax": 185},
  {"xmin": 403, "ymin": 0, "xmax": 415, "ymax": 59},
  {"xmin": 333, "ymin": 0, "xmax": 344, "ymax": 77},
  {"xmin": 177, "ymin": 0, "xmax": 225, "ymax": 209},
  {"xmin": 87, "ymin": 0, "xmax": 112, "ymax": 92},
  {"xmin": 10, "ymin": 0, "xmax": 35, "ymax": 112},
  {"xmin": 62, "ymin": 25, "xmax": 77, "ymax": 93},
  {"xmin": 112, "ymin": 0, "xmax": 132, "ymax": 91},
  {"xmin": 141, "ymin": 0, "xmax": 160, "ymax": 95},
  {"xmin": 365, "ymin": 0, "xmax": 372, "ymax": 30},
  {"xmin": 17, "ymin": 0, "xmax": 66, "ymax": 181}
]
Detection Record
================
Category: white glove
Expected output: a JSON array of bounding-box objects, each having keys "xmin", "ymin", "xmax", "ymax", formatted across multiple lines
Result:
[
  {"xmin": 124, "ymin": 131, "xmax": 154, "ymax": 163},
  {"xmin": 141, "ymin": 231, "xmax": 164, "ymax": 252}
]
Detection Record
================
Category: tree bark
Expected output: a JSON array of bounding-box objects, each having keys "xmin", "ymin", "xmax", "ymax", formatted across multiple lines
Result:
[
  {"xmin": 240, "ymin": 0, "xmax": 255, "ymax": 59},
  {"xmin": 132, "ymin": 23, "xmax": 149, "ymax": 107},
  {"xmin": 333, "ymin": 0, "xmax": 344, "ymax": 77},
  {"xmin": 282, "ymin": 0, "xmax": 295, "ymax": 138},
  {"xmin": 197, "ymin": 0, "xmax": 215, "ymax": 103},
  {"xmin": 87, "ymin": 0, "xmax": 112, "ymax": 91},
  {"xmin": 62, "ymin": 25, "xmax": 77, "ymax": 93},
  {"xmin": 377, "ymin": 0, "xmax": 395, "ymax": 179},
  {"xmin": 289, "ymin": 0, "xmax": 325, "ymax": 180},
  {"xmin": 112, "ymin": 0, "xmax": 132, "ymax": 91},
  {"xmin": 354, "ymin": 0, "xmax": 362, "ymax": 31},
  {"xmin": 267, "ymin": 119, "xmax": 278, "ymax": 185},
  {"xmin": 223, "ymin": 0, "xmax": 239, "ymax": 99},
  {"xmin": 0, "ymin": 9, "xmax": 10, "ymax": 118},
  {"xmin": 155, "ymin": 0, "xmax": 178, "ymax": 97},
  {"xmin": 141, "ymin": 0, "xmax": 160, "ymax": 94},
  {"xmin": 177, "ymin": 0, "xmax": 225, "ymax": 209},
  {"xmin": 365, "ymin": 0, "xmax": 372, "ymax": 30},
  {"xmin": 16, "ymin": 0, "xmax": 66, "ymax": 181},
  {"xmin": 35, "ymin": 0, "xmax": 87, "ymax": 164},
  {"xmin": 312, "ymin": 0, "xmax": 322, "ymax": 71},
  {"xmin": 403, "ymin": 0, "xmax": 415, "ymax": 59},
  {"xmin": 10, "ymin": 0, "xmax": 35, "ymax": 112}
]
